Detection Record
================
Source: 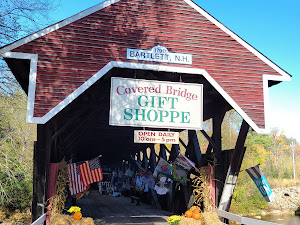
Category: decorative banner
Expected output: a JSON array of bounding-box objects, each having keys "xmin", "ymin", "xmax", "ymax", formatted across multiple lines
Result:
[
  {"xmin": 134, "ymin": 130, "xmax": 179, "ymax": 144},
  {"xmin": 245, "ymin": 165, "xmax": 274, "ymax": 202},
  {"xmin": 110, "ymin": 77, "xmax": 203, "ymax": 130},
  {"xmin": 172, "ymin": 164, "xmax": 188, "ymax": 184},
  {"xmin": 127, "ymin": 45, "xmax": 192, "ymax": 65},
  {"xmin": 154, "ymin": 173, "xmax": 172, "ymax": 195},
  {"xmin": 140, "ymin": 171, "xmax": 156, "ymax": 189},
  {"xmin": 125, "ymin": 168, "xmax": 134, "ymax": 177},
  {"xmin": 173, "ymin": 153, "xmax": 195, "ymax": 171},
  {"xmin": 153, "ymin": 158, "xmax": 172, "ymax": 177}
]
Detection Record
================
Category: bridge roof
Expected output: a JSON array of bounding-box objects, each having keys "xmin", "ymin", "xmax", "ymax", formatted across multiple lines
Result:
[{"xmin": 0, "ymin": 0, "xmax": 290, "ymax": 133}]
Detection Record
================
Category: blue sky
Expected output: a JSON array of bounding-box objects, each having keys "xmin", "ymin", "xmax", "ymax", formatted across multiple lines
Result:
[{"xmin": 50, "ymin": 0, "xmax": 300, "ymax": 142}]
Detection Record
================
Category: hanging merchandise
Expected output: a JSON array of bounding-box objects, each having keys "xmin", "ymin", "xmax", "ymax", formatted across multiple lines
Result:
[
  {"xmin": 124, "ymin": 178, "xmax": 131, "ymax": 190},
  {"xmin": 118, "ymin": 169, "xmax": 124, "ymax": 178},
  {"xmin": 172, "ymin": 164, "xmax": 188, "ymax": 184},
  {"xmin": 154, "ymin": 173, "xmax": 172, "ymax": 195},
  {"xmin": 153, "ymin": 158, "xmax": 172, "ymax": 177},
  {"xmin": 135, "ymin": 175, "xmax": 145, "ymax": 192},
  {"xmin": 140, "ymin": 170, "xmax": 155, "ymax": 189},
  {"xmin": 245, "ymin": 164, "xmax": 274, "ymax": 202},
  {"xmin": 78, "ymin": 157, "xmax": 103, "ymax": 187},
  {"xmin": 173, "ymin": 153, "xmax": 195, "ymax": 171},
  {"xmin": 68, "ymin": 161, "xmax": 88, "ymax": 195},
  {"xmin": 125, "ymin": 168, "xmax": 134, "ymax": 177}
]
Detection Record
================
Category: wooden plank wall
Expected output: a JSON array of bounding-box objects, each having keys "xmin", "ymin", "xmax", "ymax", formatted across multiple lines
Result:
[{"xmin": 11, "ymin": 0, "xmax": 281, "ymax": 128}]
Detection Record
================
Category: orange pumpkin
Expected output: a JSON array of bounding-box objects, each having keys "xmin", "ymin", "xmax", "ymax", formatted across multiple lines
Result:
[
  {"xmin": 192, "ymin": 212, "xmax": 201, "ymax": 220},
  {"xmin": 185, "ymin": 210, "xmax": 193, "ymax": 218},
  {"xmin": 190, "ymin": 206, "xmax": 201, "ymax": 213},
  {"xmin": 73, "ymin": 212, "xmax": 82, "ymax": 220}
]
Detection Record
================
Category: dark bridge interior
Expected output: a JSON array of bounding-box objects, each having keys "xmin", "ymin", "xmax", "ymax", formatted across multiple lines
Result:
[{"xmin": 49, "ymin": 67, "xmax": 231, "ymax": 165}]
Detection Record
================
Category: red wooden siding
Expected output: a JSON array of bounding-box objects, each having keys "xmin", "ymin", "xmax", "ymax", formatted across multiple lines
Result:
[{"xmin": 13, "ymin": 0, "xmax": 282, "ymax": 128}]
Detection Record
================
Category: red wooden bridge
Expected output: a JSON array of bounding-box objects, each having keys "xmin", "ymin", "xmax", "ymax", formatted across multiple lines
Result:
[{"xmin": 0, "ymin": 0, "xmax": 290, "ymax": 224}]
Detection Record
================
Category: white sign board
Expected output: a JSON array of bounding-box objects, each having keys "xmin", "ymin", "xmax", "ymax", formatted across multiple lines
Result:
[
  {"xmin": 109, "ymin": 77, "xmax": 203, "ymax": 130},
  {"xmin": 134, "ymin": 130, "xmax": 179, "ymax": 144},
  {"xmin": 127, "ymin": 45, "xmax": 192, "ymax": 65}
]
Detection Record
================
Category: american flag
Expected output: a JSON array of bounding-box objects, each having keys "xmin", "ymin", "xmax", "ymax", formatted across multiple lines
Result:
[
  {"xmin": 68, "ymin": 161, "xmax": 87, "ymax": 195},
  {"xmin": 79, "ymin": 157, "xmax": 103, "ymax": 187}
]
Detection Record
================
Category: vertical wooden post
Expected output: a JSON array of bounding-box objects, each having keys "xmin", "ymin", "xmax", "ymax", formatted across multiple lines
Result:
[
  {"xmin": 186, "ymin": 130, "xmax": 202, "ymax": 167},
  {"xmin": 31, "ymin": 123, "xmax": 52, "ymax": 222},
  {"xmin": 159, "ymin": 144, "xmax": 167, "ymax": 160},
  {"xmin": 142, "ymin": 149, "xmax": 149, "ymax": 169},
  {"xmin": 169, "ymin": 144, "xmax": 179, "ymax": 162},
  {"xmin": 149, "ymin": 145, "xmax": 157, "ymax": 171},
  {"xmin": 213, "ymin": 110, "xmax": 227, "ymax": 206},
  {"xmin": 192, "ymin": 131, "xmax": 202, "ymax": 167},
  {"xmin": 218, "ymin": 120, "xmax": 249, "ymax": 211}
]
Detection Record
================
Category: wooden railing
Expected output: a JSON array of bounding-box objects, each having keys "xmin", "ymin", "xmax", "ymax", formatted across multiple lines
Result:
[
  {"xmin": 31, "ymin": 213, "xmax": 46, "ymax": 225},
  {"xmin": 216, "ymin": 209, "xmax": 280, "ymax": 225}
]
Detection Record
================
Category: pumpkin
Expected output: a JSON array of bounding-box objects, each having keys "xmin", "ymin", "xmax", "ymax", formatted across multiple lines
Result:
[
  {"xmin": 184, "ymin": 210, "xmax": 193, "ymax": 218},
  {"xmin": 73, "ymin": 212, "xmax": 82, "ymax": 220},
  {"xmin": 190, "ymin": 206, "xmax": 201, "ymax": 213},
  {"xmin": 192, "ymin": 212, "xmax": 201, "ymax": 220}
]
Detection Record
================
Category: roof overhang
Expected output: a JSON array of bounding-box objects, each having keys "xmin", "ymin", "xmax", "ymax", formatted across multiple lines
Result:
[{"xmin": 2, "ymin": 51, "xmax": 291, "ymax": 134}]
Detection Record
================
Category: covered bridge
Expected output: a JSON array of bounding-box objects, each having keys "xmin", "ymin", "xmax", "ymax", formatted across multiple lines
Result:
[{"xmin": 0, "ymin": 0, "xmax": 290, "ymax": 223}]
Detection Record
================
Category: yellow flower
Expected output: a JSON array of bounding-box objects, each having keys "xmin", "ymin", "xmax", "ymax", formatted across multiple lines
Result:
[
  {"xmin": 167, "ymin": 215, "xmax": 181, "ymax": 225},
  {"xmin": 67, "ymin": 206, "xmax": 81, "ymax": 213}
]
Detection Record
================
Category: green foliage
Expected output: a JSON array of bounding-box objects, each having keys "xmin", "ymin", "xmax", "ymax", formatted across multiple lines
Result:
[
  {"xmin": 0, "ymin": 91, "xmax": 36, "ymax": 212},
  {"xmin": 218, "ymin": 110, "xmax": 300, "ymax": 215},
  {"xmin": 231, "ymin": 172, "xmax": 268, "ymax": 215}
]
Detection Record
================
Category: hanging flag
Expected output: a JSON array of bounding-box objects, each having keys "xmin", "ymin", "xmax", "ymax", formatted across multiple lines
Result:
[
  {"xmin": 68, "ymin": 162, "xmax": 87, "ymax": 195},
  {"xmin": 245, "ymin": 164, "xmax": 274, "ymax": 202},
  {"xmin": 125, "ymin": 168, "xmax": 134, "ymax": 177},
  {"xmin": 172, "ymin": 164, "xmax": 188, "ymax": 184},
  {"xmin": 153, "ymin": 158, "xmax": 172, "ymax": 177},
  {"xmin": 173, "ymin": 153, "xmax": 195, "ymax": 171},
  {"xmin": 79, "ymin": 157, "xmax": 103, "ymax": 187}
]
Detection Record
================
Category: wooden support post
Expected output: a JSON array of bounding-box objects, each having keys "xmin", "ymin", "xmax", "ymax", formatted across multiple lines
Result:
[
  {"xmin": 150, "ymin": 188, "xmax": 162, "ymax": 210},
  {"xmin": 192, "ymin": 131, "xmax": 202, "ymax": 167},
  {"xmin": 149, "ymin": 145, "xmax": 157, "ymax": 171},
  {"xmin": 200, "ymin": 130, "xmax": 220, "ymax": 152},
  {"xmin": 31, "ymin": 123, "xmax": 52, "ymax": 222},
  {"xmin": 218, "ymin": 120, "xmax": 250, "ymax": 211},
  {"xmin": 142, "ymin": 149, "xmax": 149, "ymax": 169},
  {"xmin": 169, "ymin": 144, "xmax": 180, "ymax": 162},
  {"xmin": 186, "ymin": 131, "xmax": 196, "ymax": 164},
  {"xmin": 182, "ymin": 181, "xmax": 192, "ymax": 210},
  {"xmin": 212, "ymin": 110, "xmax": 227, "ymax": 206},
  {"xmin": 159, "ymin": 144, "xmax": 167, "ymax": 160}
]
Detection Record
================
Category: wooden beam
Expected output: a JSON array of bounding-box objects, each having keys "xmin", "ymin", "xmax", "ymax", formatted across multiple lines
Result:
[
  {"xmin": 200, "ymin": 130, "xmax": 220, "ymax": 152},
  {"xmin": 169, "ymin": 144, "xmax": 180, "ymax": 161},
  {"xmin": 212, "ymin": 109, "xmax": 227, "ymax": 206},
  {"xmin": 142, "ymin": 149, "xmax": 149, "ymax": 169},
  {"xmin": 185, "ymin": 130, "xmax": 202, "ymax": 167},
  {"xmin": 218, "ymin": 120, "xmax": 250, "ymax": 211},
  {"xmin": 149, "ymin": 146, "xmax": 157, "ymax": 171},
  {"xmin": 51, "ymin": 113, "xmax": 81, "ymax": 141},
  {"xmin": 150, "ymin": 188, "xmax": 162, "ymax": 210},
  {"xmin": 192, "ymin": 131, "xmax": 202, "ymax": 167},
  {"xmin": 159, "ymin": 144, "xmax": 167, "ymax": 160},
  {"xmin": 31, "ymin": 122, "xmax": 52, "ymax": 222}
]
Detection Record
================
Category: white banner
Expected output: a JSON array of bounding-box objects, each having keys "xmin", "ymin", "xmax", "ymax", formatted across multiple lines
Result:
[
  {"xmin": 109, "ymin": 77, "xmax": 203, "ymax": 130},
  {"xmin": 134, "ymin": 130, "xmax": 179, "ymax": 144}
]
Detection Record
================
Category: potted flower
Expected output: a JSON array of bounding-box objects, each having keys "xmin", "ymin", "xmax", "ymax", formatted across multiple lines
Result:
[
  {"xmin": 67, "ymin": 206, "xmax": 82, "ymax": 220},
  {"xmin": 167, "ymin": 215, "xmax": 181, "ymax": 225}
]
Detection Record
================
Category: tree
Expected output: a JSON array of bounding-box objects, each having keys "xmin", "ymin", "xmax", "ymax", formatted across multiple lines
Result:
[
  {"xmin": 0, "ymin": 0, "xmax": 58, "ymax": 94},
  {"xmin": 0, "ymin": 91, "xmax": 36, "ymax": 211}
]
